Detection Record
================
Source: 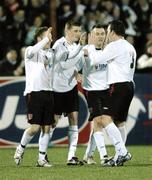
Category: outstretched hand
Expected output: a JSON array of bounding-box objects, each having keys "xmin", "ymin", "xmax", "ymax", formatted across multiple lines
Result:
[
  {"xmin": 88, "ymin": 33, "xmax": 95, "ymax": 45},
  {"xmin": 79, "ymin": 32, "xmax": 88, "ymax": 46}
]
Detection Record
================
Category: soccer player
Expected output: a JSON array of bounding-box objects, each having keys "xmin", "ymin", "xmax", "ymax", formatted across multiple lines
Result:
[
  {"xmin": 84, "ymin": 20, "xmax": 136, "ymax": 166},
  {"xmin": 51, "ymin": 20, "xmax": 85, "ymax": 165},
  {"xmin": 80, "ymin": 25, "xmax": 110, "ymax": 165},
  {"xmin": 14, "ymin": 27, "xmax": 54, "ymax": 167}
]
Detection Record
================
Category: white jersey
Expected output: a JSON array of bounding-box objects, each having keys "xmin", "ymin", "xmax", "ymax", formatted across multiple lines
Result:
[
  {"xmin": 88, "ymin": 39, "xmax": 137, "ymax": 84},
  {"xmin": 82, "ymin": 45, "xmax": 109, "ymax": 91},
  {"xmin": 52, "ymin": 37, "xmax": 83, "ymax": 92},
  {"xmin": 24, "ymin": 37, "xmax": 54, "ymax": 95}
]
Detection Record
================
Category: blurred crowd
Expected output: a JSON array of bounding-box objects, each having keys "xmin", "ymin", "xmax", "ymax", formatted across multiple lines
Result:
[
  {"xmin": 0, "ymin": 0, "xmax": 152, "ymax": 76},
  {"xmin": 0, "ymin": 0, "xmax": 50, "ymax": 76}
]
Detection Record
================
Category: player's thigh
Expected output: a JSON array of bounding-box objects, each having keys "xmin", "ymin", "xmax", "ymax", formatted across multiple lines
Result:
[
  {"xmin": 87, "ymin": 90, "xmax": 108, "ymax": 121},
  {"xmin": 25, "ymin": 92, "xmax": 44, "ymax": 125},
  {"xmin": 42, "ymin": 92, "xmax": 55, "ymax": 125},
  {"xmin": 110, "ymin": 82, "xmax": 134, "ymax": 122},
  {"xmin": 64, "ymin": 86, "xmax": 79, "ymax": 114},
  {"xmin": 54, "ymin": 91, "xmax": 64, "ymax": 115}
]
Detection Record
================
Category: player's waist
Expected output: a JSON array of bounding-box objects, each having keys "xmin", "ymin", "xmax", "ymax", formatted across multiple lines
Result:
[{"xmin": 109, "ymin": 81, "xmax": 134, "ymax": 87}]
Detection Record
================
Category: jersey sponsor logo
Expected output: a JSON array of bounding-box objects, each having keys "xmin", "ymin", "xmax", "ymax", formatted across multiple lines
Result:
[{"xmin": 94, "ymin": 64, "xmax": 107, "ymax": 71}]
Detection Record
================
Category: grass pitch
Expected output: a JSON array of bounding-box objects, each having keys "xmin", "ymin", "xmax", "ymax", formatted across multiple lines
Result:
[{"xmin": 0, "ymin": 145, "xmax": 152, "ymax": 180}]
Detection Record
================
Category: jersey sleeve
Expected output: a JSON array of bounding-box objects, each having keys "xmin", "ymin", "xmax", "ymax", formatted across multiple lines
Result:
[
  {"xmin": 68, "ymin": 44, "xmax": 83, "ymax": 59},
  {"xmin": 53, "ymin": 42, "xmax": 84, "ymax": 70},
  {"xmin": 53, "ymin": 41, "xmax": 69, "ymax": 63},
  {"xmin": 25, "ymin": 37, "xmax": 49, "ymax": 60},
  {"xmin": 59, "ymin": 50, "xmax": 84, "ymax": 70},
  {"xmin": 88, "ymin": 43, "xmax": 117, "ymax": 66},
  {"xmin": 75, "ymin": 56, "xmax": 85, "ymax": 72}
]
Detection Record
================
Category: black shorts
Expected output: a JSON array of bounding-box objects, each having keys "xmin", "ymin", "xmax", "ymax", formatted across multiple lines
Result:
[
  {"xmin": 25, "ymin": 91, "xmax": 54, "ymax": 125},
  {"xmin": 86, "ymin": 89, "xmax": 109, "ymax": 121},
  {"xmin": 105, "ymin": 81, "xmax": 134, "ymax": 122},
  {"xmin": 54, "ymin": 86, "xmax": 79, "ymax": 115}
]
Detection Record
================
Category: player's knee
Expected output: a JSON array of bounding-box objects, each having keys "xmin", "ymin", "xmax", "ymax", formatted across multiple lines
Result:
[
  {"xmin": 69, "ymin": 118, "xmax": 78, "ymax": 125},
  {"xmin": 28, "ymin": 125, "xmax": 40, "ymax": 135}
]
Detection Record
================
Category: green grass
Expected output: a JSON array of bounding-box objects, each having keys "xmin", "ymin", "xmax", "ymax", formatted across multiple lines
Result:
[{"xmin": 0, "ymin": 146, "xmax": 152, "ymax": 180}]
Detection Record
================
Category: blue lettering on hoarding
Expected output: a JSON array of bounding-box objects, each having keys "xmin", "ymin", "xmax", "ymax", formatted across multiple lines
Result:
[
  {"xmin": 0, "ymin": 79, "xmax": 88, "ymax": 144},
  {"xmin": 1, "ymin": 74, "xmax": 152, "ymax": 145}
]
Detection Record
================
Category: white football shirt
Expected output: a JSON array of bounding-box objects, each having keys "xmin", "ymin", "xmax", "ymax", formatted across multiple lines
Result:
[
  {"xmin": 82, "ymin": 45, "xmax": 109, "ymax": 91},
  {"xmin": 24, "ymin": 37, "xmax": 54, "ymax": 95},
  {"xmin": 88, "ymin": 39, "xmax": 137, "ymax": 84},
  {"xmin": 52, "ymin": 37, "xmax": 83, "ymax": 92}
]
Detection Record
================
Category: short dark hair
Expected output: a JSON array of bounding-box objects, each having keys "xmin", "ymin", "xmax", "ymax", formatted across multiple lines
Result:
[
  {"xmin": 109, "ymin": 20, "xmax": 125, "ymax": 37},
  {"xmin": 92, "ymin": 24, "xmax": 105, "ymax": 30},
  {"xmin": 34, "ymin": 26, "xmax": 48, "ymax": 41},
  {"xmin": 65, "ymin": 19, "xmax": 81, "ymax": 30}
]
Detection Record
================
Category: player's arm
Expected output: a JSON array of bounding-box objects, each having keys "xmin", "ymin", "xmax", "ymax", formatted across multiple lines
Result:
[
  {"xmin": 67, "ymin": 44, "xmax": 83, "ymax": 59},
  {"xmin": 25, "ymin": 38, "xmax": 50, "ymax": 60},
  {"xmin": 67, "ymin": 32, "xmax": 87, "ymax": 59},
  {"xmin": 26, "ymin": 27, "xmax": 53, "ymax": 59},
  {"xmin": 59, "ymin": 34, "xmax": 88, "ymax": 70},
  {"xmin": 84, "ymin": 44, "xmax": 117, "ymax": 66},
  {"xmin": 59, "ymin": 50, "xmax": 84, "ymax": 70},
  {"xmin": 83, "ymin": 32, "xmax": 117, "ymax": 65},
  {"xmin": 53, "ymin": 42, "xmax": 84, "ymax": 69},
  {"xmin": 54, "ymin": 31, "xmax": 87, "ymax": 67}
]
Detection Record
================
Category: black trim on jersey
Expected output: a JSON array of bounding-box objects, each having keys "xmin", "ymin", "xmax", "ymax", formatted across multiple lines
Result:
[
  {"xmin": 62, "ymin": 41, "xmax": 83, "ymax": 61},
  {"xmin": 68, "ymin": 45, "xmax": 82, "ymax": 59},
  {"xmin": 63, "ymin": 42, "xmax": 69, "ymax": 61}
]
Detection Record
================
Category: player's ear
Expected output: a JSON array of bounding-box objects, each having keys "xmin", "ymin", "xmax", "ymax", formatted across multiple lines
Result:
[
  {"xmin": 64, "ymin": 26, "xmax": 69, "ymax": 35},
  {"xmin": 37, "ymin": 36, "xmax": 41, "ymax": 42}
]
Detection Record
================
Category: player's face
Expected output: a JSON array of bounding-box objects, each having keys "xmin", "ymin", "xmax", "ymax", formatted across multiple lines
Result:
[
  {"xmin": 67, "ymin": 25, "xmax": 82, "ymax": 42},
  {"xmin": 91, "ymin": 28, "xmax": 106, "ymax": 46}
]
